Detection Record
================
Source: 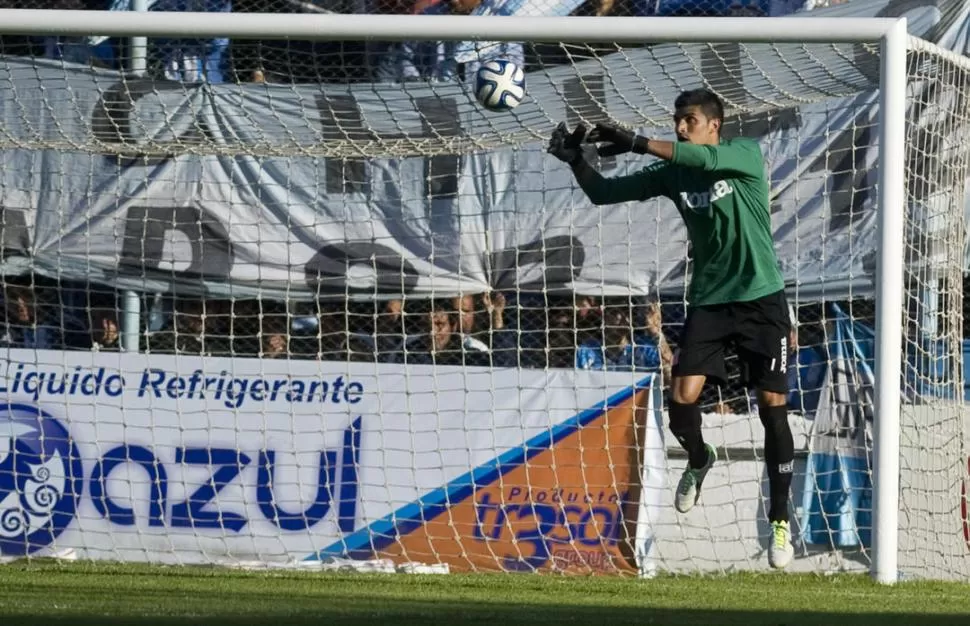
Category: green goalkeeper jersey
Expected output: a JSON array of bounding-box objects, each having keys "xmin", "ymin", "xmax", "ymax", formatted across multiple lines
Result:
[{"xmin": 575, "ymin": 137, "xmax": 784, "ymax": 306}]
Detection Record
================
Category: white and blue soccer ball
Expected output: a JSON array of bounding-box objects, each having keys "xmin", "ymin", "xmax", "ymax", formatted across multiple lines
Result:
[{"xmin": 474, "ymin": 60, "xmax": 526, "ymax": 112}]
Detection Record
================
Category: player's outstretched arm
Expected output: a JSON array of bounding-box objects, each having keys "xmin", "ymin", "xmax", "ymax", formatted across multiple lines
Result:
[
  {"xmin": 547, "ymin": 122, "xmax": 666, "ymax": 206},
  {"xmin": 587, "ymin": 123, "xmax": 763, "ymax": 179}
]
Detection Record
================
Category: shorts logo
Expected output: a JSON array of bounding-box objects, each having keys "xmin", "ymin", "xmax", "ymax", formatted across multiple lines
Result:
[
  {"xmin": 779, "ymin": 336, "xmax": 788, "ymax": 373},
  {"xmin": 0, "ymin": 404, "xmax": 83, "ymax": 556}
]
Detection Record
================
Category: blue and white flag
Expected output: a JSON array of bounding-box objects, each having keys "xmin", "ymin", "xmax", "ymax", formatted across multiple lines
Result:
[{"xmin": 798, "ymin": 304, "xmax": 874, "ymax": 548}]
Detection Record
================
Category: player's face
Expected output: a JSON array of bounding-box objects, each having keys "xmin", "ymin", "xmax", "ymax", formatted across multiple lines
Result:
[{"xmin": 674, "ymin": 106, "xmax": 720, "ymax": 145}]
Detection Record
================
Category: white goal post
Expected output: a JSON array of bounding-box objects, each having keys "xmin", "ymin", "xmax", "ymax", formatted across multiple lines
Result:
[{"xmin": 0, "ymin": 9, "xmax": 966, "ymax": 585}]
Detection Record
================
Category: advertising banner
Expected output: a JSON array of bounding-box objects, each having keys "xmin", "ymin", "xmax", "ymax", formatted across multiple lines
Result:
[{"xmin": 0, "ymin": 350, "xmax": 662, "ymax": 573}]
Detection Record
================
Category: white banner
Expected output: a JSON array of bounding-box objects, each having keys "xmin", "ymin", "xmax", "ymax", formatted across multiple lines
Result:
[{"xmin": 0, "ymin": 349, "xmax": 662, "ymax": 572}]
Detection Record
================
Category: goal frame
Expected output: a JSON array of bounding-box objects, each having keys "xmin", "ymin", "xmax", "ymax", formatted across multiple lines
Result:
[{"xmin": 0, "ymin": 10, "xmax": 909, "ymax": 584}]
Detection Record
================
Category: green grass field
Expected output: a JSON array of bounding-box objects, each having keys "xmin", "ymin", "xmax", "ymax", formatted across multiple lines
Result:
[{"xmin": 2, "ymin": 560, "xmax": 970, "ymax": 625}]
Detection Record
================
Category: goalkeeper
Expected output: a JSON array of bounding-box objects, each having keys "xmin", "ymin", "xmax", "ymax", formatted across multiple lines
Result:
[{"xmin": 547, "ymin": 88, "xmax": 794, "ymax": 570}]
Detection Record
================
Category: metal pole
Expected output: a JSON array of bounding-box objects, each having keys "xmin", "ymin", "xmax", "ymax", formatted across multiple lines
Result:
[
  {"xmin": 0, "ymin": 11, "xmax": 901, "ymax": 43},
  {"xmin": 871, "ymin": 16, "xmax": 908, "ymax": 586},
  {"xmin": 121, "ymin": 0, "xmax": 148, "ymax": 352},
  {"xmin": 129, "ymin": 0, "xmax": 148, "ymax": 75}
]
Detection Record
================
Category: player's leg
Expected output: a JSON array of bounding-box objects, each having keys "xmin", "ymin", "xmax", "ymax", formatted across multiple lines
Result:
[
  {"xmin": 755, "ymin": 385, "xmax": 795, "ymax": 569},
  {"xmin": 736, "ymin": 290, "xmax": 795, "ymax": 568},
  {"xmin": 670, "ymin": 306, "xmax": 730, "ymax": 513},
  {"xmin": 755, "ymin": 388, "xmax": 794, "ymax": 527},
  {"xmin": 670, "ymin": 375, "xmax": 710, "ymax": 470}
]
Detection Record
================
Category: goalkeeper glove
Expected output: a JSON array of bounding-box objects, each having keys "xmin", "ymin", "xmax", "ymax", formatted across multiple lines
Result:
[
  {"xmin": 547, "ymin": 122, "xmax": 588, "ymax": 165},
  {"xmin": 586, "ymin": 123, "xmax": 649, "ymax": 157}
]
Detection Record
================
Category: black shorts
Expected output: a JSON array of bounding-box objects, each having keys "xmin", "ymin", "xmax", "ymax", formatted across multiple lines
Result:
[{"xmin": 672, "ymin": 290, "xmax": 792, "ymax": 394}]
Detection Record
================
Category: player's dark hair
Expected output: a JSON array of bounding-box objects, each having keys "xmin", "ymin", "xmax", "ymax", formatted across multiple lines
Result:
[{"xmin": 674, "ymin": 89, "xmax": 725, "ymax": 122}]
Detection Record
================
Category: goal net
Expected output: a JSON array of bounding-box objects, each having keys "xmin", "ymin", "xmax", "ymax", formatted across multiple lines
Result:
[{"xmin": 0, "ymin": 11, "xmax": 968, "ymax": 581}]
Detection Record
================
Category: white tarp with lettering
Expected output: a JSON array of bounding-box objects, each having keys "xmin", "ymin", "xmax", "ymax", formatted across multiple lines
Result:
[{"xmin": 0, "ymin": 0, "xmax": 966, "ymax": 300}]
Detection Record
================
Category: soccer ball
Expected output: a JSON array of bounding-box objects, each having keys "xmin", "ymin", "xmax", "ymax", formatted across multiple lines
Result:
[{"xmin": 474, "ymin": 60, "xmax": 526, "ymax": 112}]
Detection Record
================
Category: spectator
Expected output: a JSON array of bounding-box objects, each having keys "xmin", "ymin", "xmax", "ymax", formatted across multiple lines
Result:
[
  {"xmin": 575, "ymin": 0, "xmax": 614, "ymax": 15},
  {"xmin": 346, "ymin": 333, "xmax": 378, "ymax": 363},
  {"xmin": 325, "ymin": 300, "xmax": 394, "ymax": 363},
  {"xmin": 151, "ymin": 0, "xmax": 231, "ymax": 84},
  {"xmin": 260, "ymin": 313, "xmax": 289, "ymax": 359},
  {"xmin": 374, "ymin": 298, "xmax": 406, "ymax": 359},
  {"xmin": 546, "ymin": 301, "xmax": 579, "ymax": 369},
  {"xmin": 449, "ymin": 292, "xmax": 516, "ymax": 366},
  {"xmin": 453, "ymin": 293, "xmax": 479, "ymax": 344},
  {"xmin": 294, "ymin": 301, "xmax": 374, "ymax": 363},
  {"xmin": 639, "ymin": 299, "xmax": 674, "ymax": 379},
  {"xmin": 145, "ymin": 298, "xmax": 229, "ymax": 356},
  {"xmin": 52, "ymin": 280, "xmax": 102, "ymax": 350},
  {"xmin": 575, "ymin": 301, "xmax": 662, "ymax": 372},
  {"xmin": 89, "ymin": 299, "xmax": 121, "ymax": 352},
  {"xmin": 575, "ymin": 294, "xmax": 601, "ymax": 327},
  {"xmin": 231, "ymin": 0, "xmax": 370, "ymax": 83},
  {"xmin": 318, "ymin": 303, "xmax": 350, "ymax": 361},
  {"xmin": 481, "ymin": 291, "xmax": 516, "ymax": 366},
  {"xmin": 1, "ymin": 284, "xmax": 62, "ymax": 350},
  {"xmin": 401, "ymin": 300, "xmax": 489, "ymax": 367},
  {"xmin": 225, "ymin": 299, "xmax": 262, "ymax": 357},
  {"xmin": 376, "ymin": 0, "xmax": 524, "ymax": 83}
]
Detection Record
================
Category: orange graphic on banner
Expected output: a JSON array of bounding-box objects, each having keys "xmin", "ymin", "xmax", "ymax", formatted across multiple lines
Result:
[{"xmin": 374, "ymin": 388, "xmax": 650, "ymax": 574}]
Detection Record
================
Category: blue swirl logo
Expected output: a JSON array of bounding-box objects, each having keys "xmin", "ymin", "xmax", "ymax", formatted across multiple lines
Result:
[{"xmin": 0, "ymin": 404, "xmax": 83, "ymax": 555}]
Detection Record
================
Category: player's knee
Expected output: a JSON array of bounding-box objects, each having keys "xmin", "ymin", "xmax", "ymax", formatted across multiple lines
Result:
[
  {"xmin": 671, "ymin": 377, "xmax": 702, "ymax": 405},
  {"xmin": 671, "ymin": 388, "xmax": 696, "ymax": 405},
  {"xmin": 756, "ymin": 389, "xmax": 788, "ymax": 408}
]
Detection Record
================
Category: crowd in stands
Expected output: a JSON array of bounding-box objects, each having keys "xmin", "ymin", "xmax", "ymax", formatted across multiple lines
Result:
[
  {"xmin": 0, "ymin": 273, "xmax": 870, "ymax": 413},
  {"xmin": 0, "ymin": 275, "xmax": 671, "ymax": 372},
  {"xmin": 0, "ymin": 0, "xmax": 846, "ymax": 85}
]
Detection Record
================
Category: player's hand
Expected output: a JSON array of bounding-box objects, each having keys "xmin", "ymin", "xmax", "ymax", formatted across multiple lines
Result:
[
  {"xmin": 586, "ymin": 123, "xmax": 649, "ymax": 156},
  {"xmin": 547, "ymin": 122, "xmax": 587, "ymax": 165}
]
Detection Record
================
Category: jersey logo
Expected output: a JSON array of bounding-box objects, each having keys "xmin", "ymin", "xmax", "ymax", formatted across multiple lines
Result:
[{"xmin": 679, "ymin": 180, "xmax": 734, "ymax": 214}]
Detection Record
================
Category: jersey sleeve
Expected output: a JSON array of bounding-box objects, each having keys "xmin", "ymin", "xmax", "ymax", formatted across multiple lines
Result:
[
  {"xmin": 670, "ymin": 138, "xmax": 765, "ymax": 179},
  {"xmin": 574, "ymin": 162, "xmax": 669, "ymax": 206}
]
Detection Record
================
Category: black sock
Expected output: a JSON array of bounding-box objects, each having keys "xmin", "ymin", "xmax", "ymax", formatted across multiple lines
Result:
[
  {"xmin": 760, "ymin": 404, "xmax": 794, "ymax": 523},
  {"xmin": 669, "ymin": 400, "xmax": 708, "ymax": 469}
]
